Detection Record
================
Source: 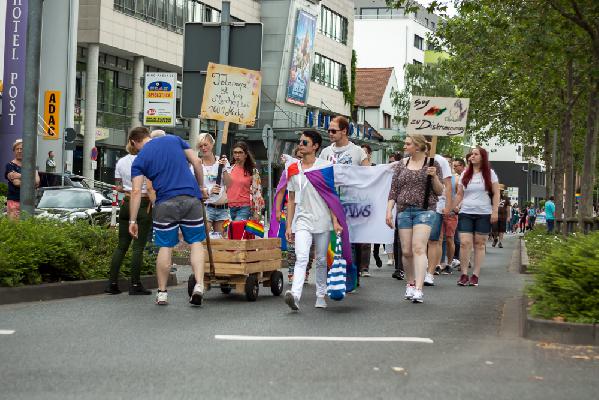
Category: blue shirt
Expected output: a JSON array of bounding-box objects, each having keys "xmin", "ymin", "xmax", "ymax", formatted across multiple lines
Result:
[
  {"xmin": 131, "ymin": 135, "xmax": 202, "ymax": 204},
  {"xmin": 545, "ymin": 200, "xmax": 555, "ymax": 220}
]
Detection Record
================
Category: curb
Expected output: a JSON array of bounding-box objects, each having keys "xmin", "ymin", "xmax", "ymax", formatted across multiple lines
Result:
[{"xmin": 0, "ymin": 273, "xmax": 178, "ymax": 306}]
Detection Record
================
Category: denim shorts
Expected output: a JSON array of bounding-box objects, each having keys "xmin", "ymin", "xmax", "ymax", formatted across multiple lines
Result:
[
  {"xmin": 206, "ymin": 205, "xmax": 230, "ymax": 222},
  {"xmin": 229, "ymin": 205, "xmax": 252, "ymax": 221},
  {"xmin": 458, "ymin": 213, "xmax": 492, "ymax": 235},
  {"xmin": 429, "ymin": 212, "xmax": 443, "ymax": 241},
  {"xmin": 397, "ymin": 207, "xmax": 436, "ymax": 229}
]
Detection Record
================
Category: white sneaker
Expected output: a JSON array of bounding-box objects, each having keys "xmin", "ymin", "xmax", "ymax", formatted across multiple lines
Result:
[
  {"xmin": 189, "ymin": 283, "xmax": 203, "ymax": 306},
  {"xmin": 451, "ymin": 259, "xmax": 461, "ymax": 268},
  {"xmin": 412, "ymin": 289, "xmax": 424, "ymax": 303},
  {"xmin": 284, "ymin": 290, "xmax": 300, "ymax": 311},
  {"xmin": 424, "ymin": 273, "xmax": 435, "ymax": 286},
  {"xmin": 404, "ymin": 284, "xmax": 415, "ymax": 300},
  {"xmin": 155, "ymin": 291, "xmax": 168, "ymax": 305},
  {"xmin": 386, "ymin": 259, "xmax": 394, "ymax": 266},
  {"xmin": 315, "ymin": 297, "xmax": 327, "ymax": 308}
]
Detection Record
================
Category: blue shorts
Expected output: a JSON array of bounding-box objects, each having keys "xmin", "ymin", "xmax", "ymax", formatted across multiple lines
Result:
[
  {"xmin": 429, "ymin": 212, "xmax": 443, "ymax": 241},
  {"xmin": 397, "ymin": 207, "xmax": 436, "ymax": 229},
  {"xmin": 229, "ymin": 205, "xmax": 251, "ymax": 221},
  {"xmin": 152, "ymin": 195, "xmax": 206, "ymax": 248},
  {"xmin": 206, "ymin": 205, "xmax": 230, "ymax": 222},
  {"xmin": 458, "ymin": 213, "xmax": 492, "ymax": 235}
]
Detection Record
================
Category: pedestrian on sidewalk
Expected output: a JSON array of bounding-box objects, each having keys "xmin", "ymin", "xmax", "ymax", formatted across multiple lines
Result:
[
  {"xmin": 491, "ymin": 187, "xmax": 510, "ymax": 248},
  {"xmin": 197, "ymin": 133, "xmax": 230, "ymax": 238},
  {"xmin": 386, "ymin": 135, "xmax": 444, "ymax": 303},
  {"xmin": 451, "ymin": 158, "xmax": 466, "ymax": 267},
  {"xmin": 545, "ymin": 196, "xmax": 556, "ymax": 233},
  {"xmin": 4, "ymin": 139, "xmax": 40, "ymax": 220},
  {"xmin": 128, "ymin": 129, "xmax": 207, "ymax": 306},
  {"xmin": 284, "ymin": 130, "xmax": 344, "ymax": 311},
  {"xmin": 223, "ymin": 141, "xmax": 264, "ymax": 221},
  {"xmin": 105, "ymin": 128, "xmax": 154, "ymax": 295},
  {"xmin": 452, "ymin": 146, "xmax": 500, "ymax": 287}
]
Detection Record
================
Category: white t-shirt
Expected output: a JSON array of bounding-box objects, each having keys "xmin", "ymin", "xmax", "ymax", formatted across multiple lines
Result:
[
  {"xmin": 115, "ymin": 154, "xmax": 147, "ymax": 193},
  {"xmin": 319, "ymin": 142, "xmax": 367, "ymax": 166},
  {"xmin": 434, "ymin": 155, "xmax": 453, "ymax": 213},
  {"xmin": 458, "ymin": 169, "xmax": 499, "ymax": 214},
  {"xmin": 287, "ymin": 158, "xmax": 333, "ymax": 233},
  {"xmin": 202, "ymin": 160, "xmax": 230, "ymax": 204}
]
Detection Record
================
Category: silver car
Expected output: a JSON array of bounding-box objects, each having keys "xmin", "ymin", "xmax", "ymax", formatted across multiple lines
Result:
[{"xmin": 35, "ymin": 187, "xmax": 115, "ymax": 226}]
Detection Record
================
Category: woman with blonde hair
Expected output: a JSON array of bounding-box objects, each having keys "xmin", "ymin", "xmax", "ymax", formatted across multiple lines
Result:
[
  {"xmin": 197, "ymin": 132, "xmax": 230, "ymax": 236},
  {"xmin": 105, "ymin": 127, "xmax": 154, "ymax": 295},
  {"xmin": 386, "ymin": 135, "xmax": 444, "ymax": 303}
]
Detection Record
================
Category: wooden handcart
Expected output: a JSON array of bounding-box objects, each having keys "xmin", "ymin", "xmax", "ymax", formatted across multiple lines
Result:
[{"xmin": 187, "ymin": 238, "xmax": 284, "ymax": 301}]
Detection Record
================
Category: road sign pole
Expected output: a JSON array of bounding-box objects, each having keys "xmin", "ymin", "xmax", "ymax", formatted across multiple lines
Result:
[{"xmin": 214, "ymin": 0, "xmax": 231, "ymax": 157}]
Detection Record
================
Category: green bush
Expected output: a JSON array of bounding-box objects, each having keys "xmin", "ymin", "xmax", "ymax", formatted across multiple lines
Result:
[
  {"xmin": 524, "ymin": 227, "xmax": 567, "ymax": 269},
  {"xmin": 0, "ymin": 182, "xmax": 7, "ymax": 197},
  {"xmin": 526, "ymin": 231, "xmax": 599, "ymax": 324},
  {"xmin": 0, "ymin": 217, "xmax": 156, "ymax": 287}
]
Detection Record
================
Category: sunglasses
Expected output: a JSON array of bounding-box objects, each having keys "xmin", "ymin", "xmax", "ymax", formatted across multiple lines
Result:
[
  {"xmin": 298, "ymin": 139, "xmax": 310, "ymax": 146},
  {"xmin": 327, "ymin": 129, "xmax": 341, "ymax": 134},
  {"xmin": 232, "ymin": 150, "xmax": 245, "ymax": 155}
]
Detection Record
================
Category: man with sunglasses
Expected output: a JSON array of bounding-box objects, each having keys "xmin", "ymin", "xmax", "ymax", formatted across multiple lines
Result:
[{"xmin": 319, "ymin": 116, "xmax": 370, "ymax": 167}]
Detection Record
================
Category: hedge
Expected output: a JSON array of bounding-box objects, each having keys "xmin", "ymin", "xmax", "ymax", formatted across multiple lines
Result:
[
  {"xmin": 526, "ymin": 230, "xmax": 599, "ymax": 324},
  {"xmin": 0, "ymin": 217, "xmax": 156, "ymax": 287}
]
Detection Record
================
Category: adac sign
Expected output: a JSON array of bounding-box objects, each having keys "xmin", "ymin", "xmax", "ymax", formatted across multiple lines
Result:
[{"xmin": 43, "ymin": 91, "xmax": 61, "ymax": 140}]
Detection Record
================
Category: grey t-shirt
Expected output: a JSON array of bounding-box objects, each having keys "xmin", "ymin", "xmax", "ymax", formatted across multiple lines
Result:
[{"xmin": 319, "ymin": 142, "xmax": 367, "ymax": 166}]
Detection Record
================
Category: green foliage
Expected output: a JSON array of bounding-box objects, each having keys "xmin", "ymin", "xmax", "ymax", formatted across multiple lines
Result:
[
  {"xmin": 0, "ymin": 217, "xmax": 155, "ymax": 287},
  {"xmin": 342, "ymin": 50, "xmax": 357, "ymax": 114},
  {"xmin": 524, "ymin": 227, "xmax": 567, "ymax": 268},
  {"xmin": 0, "ymin": 182, "xmax": 7, "ymax": 197},
  {"xmin": 526, "ymin": 230, "xmax": 599, "ymax": 323}
]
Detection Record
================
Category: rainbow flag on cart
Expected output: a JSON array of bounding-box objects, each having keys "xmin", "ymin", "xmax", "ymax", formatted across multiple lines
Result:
[{"xmin": 245, "ymin": 220, "xmax": 264, "ymax": 237}]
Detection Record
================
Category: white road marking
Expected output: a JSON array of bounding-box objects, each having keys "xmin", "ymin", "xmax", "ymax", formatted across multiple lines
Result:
[
  {"xmin": 215, "ymin": 335, "xmax": 433, "ymax": 343},
  {"xmin": 0, "ymin": 330, "xmax": 15, "ymax": 335}
]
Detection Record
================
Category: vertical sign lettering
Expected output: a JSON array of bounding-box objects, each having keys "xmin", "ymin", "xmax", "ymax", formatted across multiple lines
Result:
[{"xmin": 43, "ymin": 91, "xmax": 61, "ymax": 140}]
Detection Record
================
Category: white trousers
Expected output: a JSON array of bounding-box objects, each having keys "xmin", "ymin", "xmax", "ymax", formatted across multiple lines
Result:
[{"xmin": 291, "ymin": 230, "xmax": 329, "ymax": 301}]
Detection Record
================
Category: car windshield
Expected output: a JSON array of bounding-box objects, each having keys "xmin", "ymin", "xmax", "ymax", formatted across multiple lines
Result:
[{"xmin": 38, "ymin": 190, "xmax": 94, "ymax": 209}]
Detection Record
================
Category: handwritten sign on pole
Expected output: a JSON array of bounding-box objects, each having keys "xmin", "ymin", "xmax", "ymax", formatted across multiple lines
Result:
[
  {"xmin": 407, "ymin": 96, "xmax": 470, "ymax": 136},
  {"xmin": 200, "ymin": 63, "xmax": 262, "ymax": 127}
]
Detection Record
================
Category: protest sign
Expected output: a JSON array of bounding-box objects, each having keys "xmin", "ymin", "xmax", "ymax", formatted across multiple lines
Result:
[{"xmin": 407, "ymin": 96, "xmax": 470, "ymax": 136}]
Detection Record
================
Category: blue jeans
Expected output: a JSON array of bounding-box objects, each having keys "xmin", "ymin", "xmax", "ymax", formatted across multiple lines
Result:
[
  {"xmin": 229, "ymin": 205, "xmax": 251, "ymax": 221},
  {"xmin": 397, "ymin": 207, "xmax": 436, "ymax": 229},
  {"xmin": 546, "ymin": 219, "xmax": 555, "ymax": 233}
]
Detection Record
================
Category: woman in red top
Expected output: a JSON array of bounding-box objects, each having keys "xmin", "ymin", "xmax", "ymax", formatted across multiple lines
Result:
[{"xmin": 224, "ymin": 141, "xmax": 264, "ymax": 221}]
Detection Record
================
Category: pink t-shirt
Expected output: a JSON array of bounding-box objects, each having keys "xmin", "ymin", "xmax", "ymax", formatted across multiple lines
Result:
[{"xmin": 227, "ymin": 165, "xmax": 252, "ymax": 207}]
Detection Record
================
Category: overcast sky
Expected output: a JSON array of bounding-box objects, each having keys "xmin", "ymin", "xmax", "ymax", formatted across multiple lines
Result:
[{"xmin": 421, "ymin": 0, "xmax": 458, "ymax": 17}]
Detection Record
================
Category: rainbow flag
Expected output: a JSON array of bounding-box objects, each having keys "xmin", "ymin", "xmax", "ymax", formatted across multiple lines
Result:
[
  {"xmin": 326, "ymin": 231, "xmax": 337, "ymax": 268},
  {"xmin": 245, "ymin": 220, "xmax": 264, "ymax": 238},
  {"xmin": 222, "ymin": 219, "xmax": 231, "ymax": 232}
]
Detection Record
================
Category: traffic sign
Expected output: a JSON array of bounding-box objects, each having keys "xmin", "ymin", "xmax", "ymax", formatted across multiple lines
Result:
[{"xmin": 90, "ymin": 147, "xmax": 98, "ymax": 161}]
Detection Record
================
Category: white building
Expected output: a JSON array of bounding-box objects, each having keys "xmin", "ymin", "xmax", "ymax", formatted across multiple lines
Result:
[{"xmin": 352, "ymin": 0, "xmax": 438, "ymax": 89}]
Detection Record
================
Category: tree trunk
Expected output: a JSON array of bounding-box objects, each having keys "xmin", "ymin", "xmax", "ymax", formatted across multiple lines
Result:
[
  {"xmin": 562, "ymin": 59, "xmax": 576, "ymax": 228},
  {"xmin": 579, "ymin": 80, "xmax": 599, "ymax": 219},
  {"xmin": 553, "ymin": 132, "xmax": 565, "ymax": 223},
  {"xmin": 543, "ymin": 128, "xmax": 553, "ymax": 199}
]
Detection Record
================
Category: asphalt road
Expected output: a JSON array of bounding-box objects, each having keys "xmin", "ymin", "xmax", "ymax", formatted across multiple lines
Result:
[{"xmin": 1, "ymin": 236, "xmax": 598, "ymax": 400}]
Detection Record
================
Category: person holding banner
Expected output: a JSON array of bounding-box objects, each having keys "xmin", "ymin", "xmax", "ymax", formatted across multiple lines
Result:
[
  {"xmin": 452, "ymin": 146, "xmax": 500, "ymax": 287},
  {"xmin": 386, "ymin": 135, "xmax": 444, "ymax": 303},
  {"xmin": 284, "ymin": 130, "xmax": 345, "ymax": 311},
  {"xmin": 197, "ymin": 133, "xmax": 230, "ymax": 237}
]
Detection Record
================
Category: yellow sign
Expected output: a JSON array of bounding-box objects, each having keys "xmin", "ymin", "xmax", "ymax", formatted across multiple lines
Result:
[
  {"xmin": 43, "ymin": 90, "xmax": 61, "ymax": 140},
  {"xmin": 200, "ymin": 63, "xmax": 262, "ymax": 126}
]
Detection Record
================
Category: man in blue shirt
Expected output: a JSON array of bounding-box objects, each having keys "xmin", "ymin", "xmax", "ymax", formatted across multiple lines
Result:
[
  {"xmin": 545, "ymin": 196, "xmax": 556, "ymax": 233},
  {"xmin": 128, "ymin": 128, "xmax": 206, "ymax": 306}
]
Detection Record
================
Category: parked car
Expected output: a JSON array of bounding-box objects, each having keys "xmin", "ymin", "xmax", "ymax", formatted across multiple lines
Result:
[
  {"xmin": 38, "ymin": 172, "xmax": 89, "ymax": 189},
  {"xmin": 35, "ymin": 187, "xmax": 114, "ymax": 226}
]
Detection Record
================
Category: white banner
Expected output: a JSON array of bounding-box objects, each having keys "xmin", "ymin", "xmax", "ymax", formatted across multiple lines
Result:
[
  {"xmin": 334, "ymin": 163, "xmax": 395, "ymax": 244},
  {"xmin": 407, "ymin": 96, "xmax": 469, "ymax": 136},
  {"xmin": 143, "ymin": 72, "xmax": 177, "ymax": 126}
]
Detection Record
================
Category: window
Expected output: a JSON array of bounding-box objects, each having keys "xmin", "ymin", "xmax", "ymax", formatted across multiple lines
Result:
[
  {"xmin": 414, "ymin": 34, "xmax": 424, "ymax": 50},
  {"xmin": 320, "ymin": 6, "xmax": 348, "ymax": 45},
  {"xmin": 383, "ymin": 113, "xmax": 391, "ymax": 129},
  {"xmin": 312, "ymin": 53, "xmax": 346, "ymax": 90},
  {"xmin": 427, "ymin": 41, "xmax": 436, "ymax": 51}
]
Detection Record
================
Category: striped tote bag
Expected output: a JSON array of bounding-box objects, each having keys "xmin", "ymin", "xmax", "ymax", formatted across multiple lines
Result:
[{"xmin": 326, "ymin": 233, "xmax": 346, "ymax": 301}]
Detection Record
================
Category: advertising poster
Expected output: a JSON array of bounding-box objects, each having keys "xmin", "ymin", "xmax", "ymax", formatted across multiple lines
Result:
[
  {"xmin": 200, "ymin": 62, "xmax": 262, "ymax": 126},
  {"xmin": 143, "ymin": 72, "xmax": 176, "ymax": 126},
  {"xmin": 285, "ymin": 10, "xmax": 316, "ymax": 106},
  {"xmin": 407, "ymin": 96, "xmax": 470, "ymax": 136}
]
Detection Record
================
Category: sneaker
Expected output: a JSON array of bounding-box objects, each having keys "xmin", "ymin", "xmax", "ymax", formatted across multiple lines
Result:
[
  {"xmin": 155, "ymin": 291, "xmax": 168, "ymax": 305},
  {"xmin": 284, "ymin": 290, "xmax": 299, "ymax": 311},
  {"xmin": 362, "ymin": 269, "xmax": 371, "ymax": 277},
  {"xmin": 434, "ymin": 265, "xmax": 442, "ymax": 275},
  {"xmin": 129, "ymin": 283, "xmax": 152, "ymax": 295},
  {"xmin": 441, "ymin": 265, "xmax": 453, "ymax": 275},
  {"xmin": 387, "ymin": 259, "xmax": 394, "ymax": 266},
  {"xmin": 451, "ymin": 259, "xmax": 461, "ymax": 268},
  {"xmin": 315, "ymin": 297, "xmax": 327, "ymax": 309},
  {"xmin": 469, "ymin": 274, "xmax": 479, "ymax": 286},
  {"xmin": 374, "ymin": 255, "xmax": 383, "ymax": 268},
  {"xmin": 498, "ymin": 242, "xmax": 503, "ymax": 248},
  {"xmin": 392, "ymin": 270, "xmax": 405, "ymax": 280},
  {"xmin": 104, "ymin": 282, "xmax": 121, "ymax": 295},
  {"xmin": 424, "ymin": 273, "xmax": 435, "ymax": 286},
  {"xmin": 457, "ymin": 274, "xmax": 469, "ymax": 286},
  {"xmin": 492, "ymin": 238, "xmax": 498, "ymax": 247},
  {"xmin": 189, "ymin": 283, "xmax": 203, "ymax": 306},
  {"xmin": 412, "ymin": 288, "xmax": 424, "ymax": 303},
  {"xmin": 404, "ymin": 284, "xmax": 415, "ymax": 300}
]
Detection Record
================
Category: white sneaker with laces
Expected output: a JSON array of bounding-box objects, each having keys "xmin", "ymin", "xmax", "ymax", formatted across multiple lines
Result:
[
  {"xmin": 404, "ymin": 284, "xmax": 415, "ymax": 300},
  {"xmin": 155, "ymin": 291, "xmax": 168, "ymax": 305},
  {"xmin": 315, "ymin": 297, "xmax": 327, "ymax": 308},
  {"xmin": 189, "ymin": 283, "xmax": 203, "ymax": 306},
  {"xmin": 424, "ymin": 273, "xmax": 435, "ymax": 286},
  {"xmin": 284, "ymin": 290, "xmax": 300, "ymax": 311},
  {"xmin": 412, "ymin": 289, "xmax": 424, "ymax": 303},
  {"xmin": 451, "ymin": 259, "xmax": 461, "ymax": 268}
]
